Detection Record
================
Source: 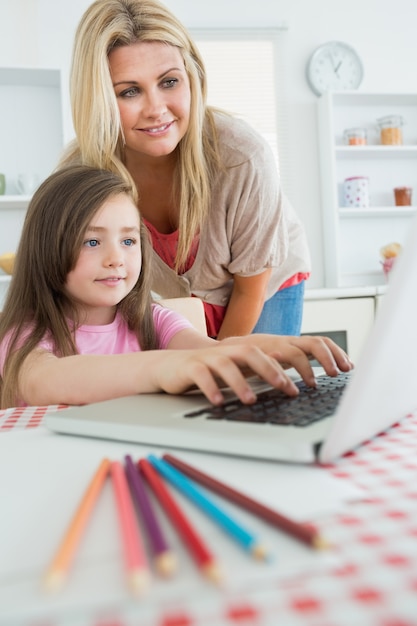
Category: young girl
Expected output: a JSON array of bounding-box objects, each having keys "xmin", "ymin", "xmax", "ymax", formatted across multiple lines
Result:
[{"xmin": 0, "ymin": 166, "xmax": 352, "ymax": 409}]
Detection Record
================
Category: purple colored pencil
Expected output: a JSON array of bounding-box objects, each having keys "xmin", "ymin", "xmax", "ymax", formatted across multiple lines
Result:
[{"xmin": 125, "ymin": 455, "xmax": 176, "ymax": 576}]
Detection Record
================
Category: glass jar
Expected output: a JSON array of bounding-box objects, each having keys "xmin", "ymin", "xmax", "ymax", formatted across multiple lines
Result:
[
  {"xmin": 394, "ymin": 186, "xmax": 412, "ymax": 206},
  {"xmin": 343, "ymin": 127, "xmax": 367, "ymax": 146},
  {"xmin": 376, "ymin": 115, "xmax": 404, "ymax": 145}
]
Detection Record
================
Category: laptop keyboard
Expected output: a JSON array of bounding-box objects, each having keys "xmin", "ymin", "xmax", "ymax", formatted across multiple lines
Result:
[{"xmin": 184, "ymin": 372, "xmax": 351, "ymax": 427}]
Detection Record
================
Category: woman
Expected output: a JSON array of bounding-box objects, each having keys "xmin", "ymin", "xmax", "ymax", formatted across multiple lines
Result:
[{"xmin": 60, "ymin": 0, "xmax": 311, "ymax": 339}]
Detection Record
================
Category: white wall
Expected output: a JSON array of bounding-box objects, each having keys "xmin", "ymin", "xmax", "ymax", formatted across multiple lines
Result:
[{"xmin": 2, "ymin": 0, "xmax": 417, "ymax": 288}]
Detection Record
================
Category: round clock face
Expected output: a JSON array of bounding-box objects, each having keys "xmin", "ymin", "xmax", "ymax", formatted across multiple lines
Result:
[{"xmin": 306, "ymin": 41, "xmax": 364, "ymax": 96}]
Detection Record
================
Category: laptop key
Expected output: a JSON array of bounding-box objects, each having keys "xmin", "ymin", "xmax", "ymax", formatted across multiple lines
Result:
[{"xmin": 184, "ymin": 373, "xmax": 351, "ymax": 427}]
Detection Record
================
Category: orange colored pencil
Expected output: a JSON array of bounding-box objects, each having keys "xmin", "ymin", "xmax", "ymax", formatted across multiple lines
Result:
[
  {"xmin": 44, "ymin": 458, "xmax": 111, "ymax": 591},
  {"xmin": 110, "ymin": 460, "xmax": 151, "ymax": 595}
]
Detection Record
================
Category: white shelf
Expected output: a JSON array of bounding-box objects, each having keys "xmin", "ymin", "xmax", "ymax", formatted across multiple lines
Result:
[
  {"xmin": 339, "ymin": 207, "xmax": 416, "ymax": 218},
  {"xmin": 305, "ymin": 284, "xmax": 387, "ymax": 299},
  {"xmin": 335, "ymin": 145, "xmax": 417, "ymax": 159},
  {"xmin": 327, "ymin": 91, "xmax": 417, "ymax": 106},
  {"xmin": 318, "ymin": 91, "xmax": 417, "ymax": 289},
  {"xmin": 0, "ymin": 195, "xmax": 31, "ymax": 210}
]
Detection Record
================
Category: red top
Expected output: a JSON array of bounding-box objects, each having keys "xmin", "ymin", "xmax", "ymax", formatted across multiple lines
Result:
[{"xmin": 144, "ymin": 219, "xmax": 308, "ymax": 338}]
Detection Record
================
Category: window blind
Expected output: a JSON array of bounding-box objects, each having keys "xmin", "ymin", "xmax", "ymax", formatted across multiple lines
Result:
[{"xmin": 190, "ymin": 28, "xmax": 290, "ymax": 191}]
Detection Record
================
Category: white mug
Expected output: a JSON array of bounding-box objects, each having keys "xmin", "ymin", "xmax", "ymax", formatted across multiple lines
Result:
[
  {"xmin": 343, "ymin": 176, "xmax": 369, "ymax": 208},
  {"xmin": 16, "ymin": 173, "xmax": 39, "ymax": 195}
]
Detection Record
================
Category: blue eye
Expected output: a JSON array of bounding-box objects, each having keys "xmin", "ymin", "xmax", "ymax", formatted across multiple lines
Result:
[
  {"xmin": 84, "ymin": 239, "xmax": 99, "ymax": 247},
  {"xmin": 122, "ymin": 238, "xmax": 135, "ymax": 246}
]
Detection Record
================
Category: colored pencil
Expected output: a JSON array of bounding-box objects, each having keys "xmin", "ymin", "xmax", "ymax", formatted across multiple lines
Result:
[
  {"xmin": 44, "ymin": 458, "xmax": 111, "ymax": 591},
  {"xmin": 124, "ymin": 455, "xmax": 176, "ymax": 577},
  {"xmin": 148, "ymin": 455, "xmax": 267, "ymax": 560},
  {"xmin": 163, "ymin": 454, "xmax": 327, "ymax": 549},
  {"xmin": 138, "ymin": 458, "xmax": 222, "ymax": 584},
  {"xmin": 110, "ymin": 460, "xmax": 151, "ymax": 595}
]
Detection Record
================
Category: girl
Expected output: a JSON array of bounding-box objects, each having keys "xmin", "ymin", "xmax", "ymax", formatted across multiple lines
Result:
[
  {"xmin": 0, "ymin": 166, "xmax": 351, "ymax": 409},
  {"xmin": 60, "ymin": 0, "xmax": 311, "ymax": 339}
]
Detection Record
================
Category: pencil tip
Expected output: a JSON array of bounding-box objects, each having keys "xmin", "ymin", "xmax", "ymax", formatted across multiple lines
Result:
[
  {"xmin": 202, "ymin": 561, "xmax": 224, "ymax": 586},
  {"xmin": 251, "ymin": 544, "xmax": 269, "ymax": 561},
  {"xmin": 43, "ymin": 571, "xmax": 65, "ymax": 593},
  {"xmin": 312, "ymin": 535, "xmax": 331, "ymax": 550},
  {"xmin": 129, "ymin": 569, "xmax": 151, "ymax": 596},
  {"xmin": 155, "ymin": 551, "xmax": 177, "ymax": 577}
]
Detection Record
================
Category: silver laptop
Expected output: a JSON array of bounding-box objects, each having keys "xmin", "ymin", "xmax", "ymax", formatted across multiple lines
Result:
[{"xmin": 46, "ymin": 216, "xmax": 417, "ymax": 464}]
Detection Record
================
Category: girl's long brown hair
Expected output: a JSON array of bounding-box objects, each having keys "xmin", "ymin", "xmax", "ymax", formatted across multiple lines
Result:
[{"xmin": 0, "ymin": 165, "xmax": 157, "ymax": 408}]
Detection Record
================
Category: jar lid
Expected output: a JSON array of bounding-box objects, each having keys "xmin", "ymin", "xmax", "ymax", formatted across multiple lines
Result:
[
  {"xmin": 376, "ymin": 114, "xmax": 404, "ymax": 127},
  {"xmin": 344, "ymin": 127, "xmax": 367, "ymax": 135}
]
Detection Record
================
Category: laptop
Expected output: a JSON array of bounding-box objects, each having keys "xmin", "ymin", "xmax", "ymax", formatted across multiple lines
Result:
[{"xmin": 45, "ymin": 215, "xmax": 417, "ymax": 464}]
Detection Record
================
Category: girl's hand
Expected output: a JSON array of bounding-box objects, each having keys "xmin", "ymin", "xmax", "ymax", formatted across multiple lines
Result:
[
  {"xmin": 151, "ymin": 344, "xmax": 299, "ymax": 406},
  {"xmin": 221, "ymin": 334, "xmax": 354, "ymax": 388}
]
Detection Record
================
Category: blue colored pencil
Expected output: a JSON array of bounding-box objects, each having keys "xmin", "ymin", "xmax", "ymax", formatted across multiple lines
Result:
[{"xmin": 147, "ymin": 455, "xmax": 268, "ymax": 560}]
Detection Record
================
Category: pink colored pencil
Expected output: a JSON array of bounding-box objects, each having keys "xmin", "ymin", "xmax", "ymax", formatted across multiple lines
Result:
[{"xmin": 110, "ymin": 460, "xmax": 151, "ymax": 595}]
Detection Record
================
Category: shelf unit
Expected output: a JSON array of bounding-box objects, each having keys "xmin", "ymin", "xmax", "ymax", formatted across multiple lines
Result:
[
  {"xmin": 0, "ymin": 197, "xmax": 26, "ymax": 308},
  {"xmin": 0, "ymin": 68, "xmax": 64, "ymax": 304},
  {"xmin": 317, "ymin": 91, "xmax": 417, "ymax": 288},
  {"xmin": 0, "ymin": 67, "xmax": 64, "ymax": 196},
  {"xmin": 0, "ymin": 196, "xmax": 29, "ymax": 277}
]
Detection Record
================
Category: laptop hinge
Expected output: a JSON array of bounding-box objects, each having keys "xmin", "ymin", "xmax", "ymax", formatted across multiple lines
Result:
[{"xmin": 313, "ymin": 440, "xmax": 323, "ymax": 461}]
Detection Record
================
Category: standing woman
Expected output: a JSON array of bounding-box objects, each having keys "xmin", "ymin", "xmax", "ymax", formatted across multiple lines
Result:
[{"xmin": 60, "ymin": 0, "xmax": 311, "ymax": 339}]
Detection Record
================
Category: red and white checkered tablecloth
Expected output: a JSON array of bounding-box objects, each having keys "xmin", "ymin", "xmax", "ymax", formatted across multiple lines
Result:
[
  {"xmin": 1, "ymin": 405, "xmax": 417, "ymax": 626},
  {"xmin": 0, "ymin": 403, "xmax": 69, "ymax": 431}
]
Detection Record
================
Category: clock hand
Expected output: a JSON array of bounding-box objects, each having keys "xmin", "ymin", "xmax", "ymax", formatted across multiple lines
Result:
[
  {"xmin": 327, "ymin": 50, "xmax": 337, "ymax": 69},
  {"xmin": 334, "ymin": 60, "xmax": 342, "ymax": 77}
]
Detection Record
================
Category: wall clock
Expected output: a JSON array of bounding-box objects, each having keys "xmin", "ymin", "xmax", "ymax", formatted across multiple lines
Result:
[{"xmin": 306, "ymin": 41, "xmax": 364, "ymax": 96}]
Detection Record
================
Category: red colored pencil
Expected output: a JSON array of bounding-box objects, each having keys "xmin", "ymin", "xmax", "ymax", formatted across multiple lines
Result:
[
  {"xmin": 138, "ymin": 458, "xmax": 222, "ymax": 584},
  {"xmin": 110, "ymin": 461, "xmax": 151, "ymax": 595},
  {"xmin": 163, "ymin": 454, "xmax": 327, "ymax": 549}
]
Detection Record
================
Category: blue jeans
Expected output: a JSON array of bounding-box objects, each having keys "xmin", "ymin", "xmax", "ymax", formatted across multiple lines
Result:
[{"xmin": 252, "ymin": 280, "xmax": 305, "ymax": 336}]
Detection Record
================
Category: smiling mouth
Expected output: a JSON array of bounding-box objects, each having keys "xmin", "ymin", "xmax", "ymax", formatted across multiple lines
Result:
[{"xmin": 140, "ymin": 121, "xmax": 173, "ymax": 134}]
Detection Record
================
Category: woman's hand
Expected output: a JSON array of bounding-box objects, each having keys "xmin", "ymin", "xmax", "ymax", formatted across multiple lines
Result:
[
  {"xmin": 220, "ymin": 334, "xmax": 354, "ymax": 388},
  {"xmin": 150, "ymin": 344, "xmax": 299, "ymax": 405}
]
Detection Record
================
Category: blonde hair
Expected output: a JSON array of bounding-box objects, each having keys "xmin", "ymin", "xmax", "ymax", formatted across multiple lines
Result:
[
  {"xmin": 0, "ymin": 165, "xmax": 157, "ymax": 409},
  {"xmin": 61, "ymin": 0, "xmax": 223, "ymax": 270}
]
